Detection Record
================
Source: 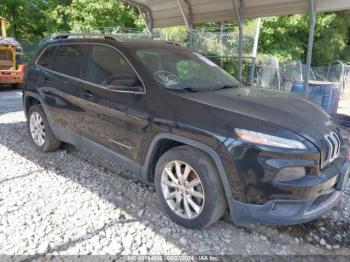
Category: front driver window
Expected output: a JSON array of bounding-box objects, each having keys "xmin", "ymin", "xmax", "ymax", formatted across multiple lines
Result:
[{"xmin": 86, "ymin": 45, "xmax": 141, "ymax": 90}]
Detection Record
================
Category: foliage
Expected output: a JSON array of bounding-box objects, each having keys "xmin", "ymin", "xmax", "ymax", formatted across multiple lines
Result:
[
  {"xmin": 0, "ymin": 0, "xmax": 140, "ymax": 41},
  {"xmin": 61, "ymin": 0, "xmax": 140, "ymax": 32},
  {"xmin": 259, "ymin": 12, "xmax": 350, "ymax": 64},
  {"xmin": 0, "ymin": 0, "xmax": 52, "ymax": 41},
  {"xmin": 161, "ymin": 26, "xmax": 189, "ymax": 46}
]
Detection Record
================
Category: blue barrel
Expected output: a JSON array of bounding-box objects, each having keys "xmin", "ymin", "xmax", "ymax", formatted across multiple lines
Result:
[{"xmin": 291, "ymin": 81, "xmax": 341, "ymax": 115}]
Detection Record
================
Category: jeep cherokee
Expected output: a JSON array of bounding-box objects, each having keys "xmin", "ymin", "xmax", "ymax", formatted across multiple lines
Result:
[{"xmin": 23, "ymin": 35, "xmax": 350, "ymax": 229}]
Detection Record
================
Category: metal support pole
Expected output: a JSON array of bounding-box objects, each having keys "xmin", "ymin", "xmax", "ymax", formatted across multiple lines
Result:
[
  {"xmin": 232, "ymin": 0, "xmax": 243, "ymax": 81},
  {"xmin": 178, "ymin": 0, "xmax": 193, "ymax": 48},
  {"xmin": 303, "ymin": 0, "xmax": 316, "ymax": 98},
  {"xmin": 248, "ymin": 18, "xmax": 262, "ymax": 84},
  {"xmin": 178, "ymin": 0, "xmax": 191, "ymax": 29},
  {"xmin": 123, "ymin": 1, "xmax": 154, "ymax": 38},
  {"xmin": 137, "ymin": 6, "xmax": 153, "ymax": 38},
  {"xmin": 220, "ymin": 21, "xmax": 224, "ymax": 68},
  {"xmin": 189, "ymin": 26, "xmax": 193, "ymax": 49}
]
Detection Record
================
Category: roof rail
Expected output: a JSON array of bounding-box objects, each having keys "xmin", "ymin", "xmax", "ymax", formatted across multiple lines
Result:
[
  {"xmin": 164, "ymin": 41, "xmax": 181, "ymax": 47},
  {"xmin": 50, "ymin": 33, "xmax": 119, "ymax": 41}
]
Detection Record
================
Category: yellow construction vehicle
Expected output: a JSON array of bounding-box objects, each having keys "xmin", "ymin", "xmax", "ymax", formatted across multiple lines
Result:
[{"xmin": 0, "ymin": 17, "xmax": 25, "ymax": 88}]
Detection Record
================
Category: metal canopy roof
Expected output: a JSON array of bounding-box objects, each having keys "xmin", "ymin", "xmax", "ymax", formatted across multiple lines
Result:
[
  {"xmin": 123, "ymin": 0, "xmax": 350, "ymax": 28},
  {"xmin": 123, "ymin": 0, "xmax": 350, "ymax": 97}
]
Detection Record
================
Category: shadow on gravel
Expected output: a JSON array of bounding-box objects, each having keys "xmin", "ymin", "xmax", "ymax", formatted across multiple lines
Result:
[
  {"xmin": 21, "ymin": 218, "xmax": 136, "ymax": 261},
  {"xmin": 0, "ymin": 171, "xmax": 37, "ymax": 183},
  {"xmin": 0, "ymin": 120, "xmax": 349, "ymax": 254},
  {"xmin": 0, "ymin": 120, "xmax": 197, "ymax": 254}
]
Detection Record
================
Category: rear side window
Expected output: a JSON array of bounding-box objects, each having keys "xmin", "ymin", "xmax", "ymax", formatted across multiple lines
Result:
[
  {"xmin": 85, "ymin": 45, "xmax": 137, "ymax": 87},
  {"xmin": 37, "ymin": 46, "xmax": 56, "ymax": 69},
  {"xmin": 51, "ymin": 45, "xmax": 88, "ymax": 78}
]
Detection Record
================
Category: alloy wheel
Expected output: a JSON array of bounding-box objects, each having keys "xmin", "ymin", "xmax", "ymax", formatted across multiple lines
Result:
[
  {"xmin": 161, "ymin": 160, "xmax": 205, "ymax": 219},
  {"xmin": 29, "ymin": 112, "xmax": 46, "ymax": 146}
]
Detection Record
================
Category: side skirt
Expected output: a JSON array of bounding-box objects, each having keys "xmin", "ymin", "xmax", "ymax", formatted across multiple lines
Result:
[
  {"xmin": 51, "ymin": 124, "xmax": 142, "ymax": 178},
  {"xmin": 80, "ymin": 136, "xmax": 142, "ymax": 177}
]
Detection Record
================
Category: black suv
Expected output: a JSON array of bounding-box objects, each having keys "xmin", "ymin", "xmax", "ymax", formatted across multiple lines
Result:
[{"xmin": 23, "ymin": 35, "xmax": 350, "ymax": 229}]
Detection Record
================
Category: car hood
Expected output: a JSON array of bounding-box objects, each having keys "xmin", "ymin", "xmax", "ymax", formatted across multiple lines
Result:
[{"xmin": 176, "ymin": 87, "xmax": 335, "ymax": 144}]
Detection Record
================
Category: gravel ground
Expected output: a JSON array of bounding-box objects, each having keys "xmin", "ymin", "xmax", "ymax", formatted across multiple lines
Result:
[{"xmin": 0, "ymin": 89, "xmax": 350, "ymax": 255}]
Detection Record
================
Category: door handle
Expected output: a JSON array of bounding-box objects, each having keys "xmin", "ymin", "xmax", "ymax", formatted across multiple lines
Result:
[{"xmin": 81, "ymin": 90, "xmax": 95, "ymax": 100}]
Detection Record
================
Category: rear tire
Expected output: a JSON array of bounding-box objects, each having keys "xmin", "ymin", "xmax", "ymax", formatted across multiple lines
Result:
[
  {"xmin": 155, "ymin": 145, "xmax": 227, "ymax": 229},
  {"xmin": 27, "ymin": 104, "xmax": 61, "ymax": 152}
]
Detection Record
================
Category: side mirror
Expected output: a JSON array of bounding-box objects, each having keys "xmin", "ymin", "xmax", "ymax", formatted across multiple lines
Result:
[{"xmin": 106, "ymin": 74, "xmax": 143, "ymax": 92}]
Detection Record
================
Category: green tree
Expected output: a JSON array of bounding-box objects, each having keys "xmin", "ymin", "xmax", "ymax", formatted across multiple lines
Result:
[
  {"xmin": 0, "ymin": 0, "xmax": 50, "ymax": 40},
  {"xmin": 47, "ymin": 0, "xmax": 73, "ymax": 33},
  {"xmin": 62, "ymin": 0, "xmax": 140, "ymax": 32},
  {"xmin": 259, "ymin": 12, "xmax": 350, "ymax": 64},
  {"xmin": 0, "ymin": 0, "xmax": 141, "ymax": 41}
]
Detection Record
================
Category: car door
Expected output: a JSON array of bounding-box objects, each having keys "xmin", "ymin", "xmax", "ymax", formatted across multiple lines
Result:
[
  {"xmin": 79, "ymin": 44, "xmax": 148, "ymax": 167},
  {"xmin": 36, "ymin": 44, "xmax": 89, "ymax": 145}
]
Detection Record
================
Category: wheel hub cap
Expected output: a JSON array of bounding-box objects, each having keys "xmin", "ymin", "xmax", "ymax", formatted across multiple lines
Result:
[
  {"xmin": 161, "ymin": 160, "xmax": 205, "ymax": 219},
  {"xmin": 29, "ymin": 112, "xmax": 46, "ymax": 146}
]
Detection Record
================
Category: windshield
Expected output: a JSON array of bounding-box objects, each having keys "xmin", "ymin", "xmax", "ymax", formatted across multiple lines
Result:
[{"xmin": 133, "ymin": 47, "xmax": 242, "ymax": 91}]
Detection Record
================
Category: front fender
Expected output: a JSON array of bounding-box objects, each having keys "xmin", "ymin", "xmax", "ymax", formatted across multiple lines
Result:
[{"xmin": 141, "ymin": 133, "xmax": 237, "ymax": 219}]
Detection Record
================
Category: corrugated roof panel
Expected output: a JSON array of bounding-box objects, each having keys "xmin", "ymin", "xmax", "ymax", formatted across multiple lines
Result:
[{"xmin": 123, "ymin": 0, "xmax": 350, "ymax": 28}]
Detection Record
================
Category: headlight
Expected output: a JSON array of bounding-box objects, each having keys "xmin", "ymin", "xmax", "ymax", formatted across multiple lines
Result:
[{"xmin": 234, "ymin": 129, "xmax": 306, "ymax": 150}]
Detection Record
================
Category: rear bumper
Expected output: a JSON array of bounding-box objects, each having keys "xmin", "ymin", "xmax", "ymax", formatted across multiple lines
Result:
[{"xmin": 230, "ymin": 161, "xmax": 350, "ymax": 225}]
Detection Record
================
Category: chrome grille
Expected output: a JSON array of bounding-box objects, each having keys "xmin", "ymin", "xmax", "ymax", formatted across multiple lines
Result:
[{"xmin": 324, "ymin": 131, "xmax": 341, "ymax": 165}]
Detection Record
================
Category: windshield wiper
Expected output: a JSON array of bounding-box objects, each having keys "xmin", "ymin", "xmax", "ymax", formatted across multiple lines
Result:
[
  {"xmin": 182, "ymin": 87, "xmax": 201, "ymax": 92},
  {"xmin": 169, "ymin": 85, "xmax": 237, "ymax": 92},
  {"xmin": 169, "ymin": 87, "xmax": 201, "ymax": 92},
  {"xmin": 213, "ymin": 85, "xmax": 238, "ymax": 90}
]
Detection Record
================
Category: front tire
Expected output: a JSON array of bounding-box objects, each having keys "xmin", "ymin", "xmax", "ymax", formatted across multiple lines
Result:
[
  {"xmin": 27, "ymin": 104, "xmax": 61, "ymax": 152},
  {"xmin": 155, "ymin": 146, "xmax": 227, "ymax": 229}
]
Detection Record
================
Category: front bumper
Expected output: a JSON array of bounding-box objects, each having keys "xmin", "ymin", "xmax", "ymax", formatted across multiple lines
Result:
[{"xmin": 230, "ymin": 161, "xmax": 350, "ymax": 225}]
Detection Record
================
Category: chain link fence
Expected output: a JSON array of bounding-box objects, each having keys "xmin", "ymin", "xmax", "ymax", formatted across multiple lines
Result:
[
  {"xmin": 188, "ymin": 28, "xmax": 258, "ymax": 79},
  {"xmin": 189, "ymin": 31, "xmax": 256, "ymax": 58},
  {"xmin": 313, "ymin": 63, "xmax": 350, "ymax": 92},
  {"xmin": 255, "ymin": 57, "xmax": 350, "ymax": 115},
  {"xmin": 19, "ymin": 40, "xmax": 43, "ymax": 63},
  {"xmin": 255, "ymin": 57, "xmax": 305, "ymax": 91},
  {"xmin": 313, "ymin": 63, "xmax": 350, "ymax": 116},
  {"xmin": 256, "ymin": 58, "xmax": 350, "ymax": 92}
]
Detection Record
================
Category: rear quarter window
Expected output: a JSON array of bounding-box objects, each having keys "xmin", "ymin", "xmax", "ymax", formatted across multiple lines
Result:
[
  {"xmin": 51, "ymin": 44, "xmax": 88, "ymax": 78},
  {"xmin": 36, "ymin": 46, "xmax": 56, "ymax": 69}
]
